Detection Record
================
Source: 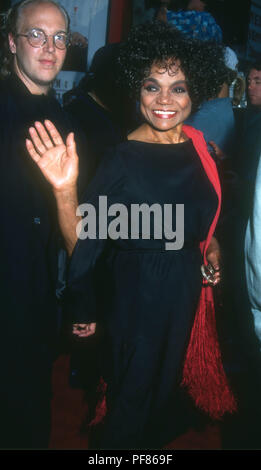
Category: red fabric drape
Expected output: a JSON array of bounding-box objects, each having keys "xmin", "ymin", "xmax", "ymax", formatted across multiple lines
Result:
[{"xmin": 182, "ymin": 125, "xmax": 237, "ymax": 419}]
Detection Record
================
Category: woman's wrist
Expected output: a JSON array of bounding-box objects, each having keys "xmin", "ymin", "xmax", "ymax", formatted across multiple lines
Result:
[{"xmin": 53, "ymin": 185, "xmax": 78, "ymax": 206}]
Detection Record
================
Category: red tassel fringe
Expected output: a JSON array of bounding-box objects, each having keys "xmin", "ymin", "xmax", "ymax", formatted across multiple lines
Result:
[
  {"xmin": 90, "ymin": 288, "xmax": 237, "ymax": 426},
  {"xmin": 181, "ymin": 286, "xmax": 237, "ymax": 420}
]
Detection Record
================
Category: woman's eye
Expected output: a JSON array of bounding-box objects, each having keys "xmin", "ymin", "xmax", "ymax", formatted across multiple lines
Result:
[
  {"xmin": 172, "ymin": 87, "xmax": 186, "ymax": 94},
  {"xmin": 144, "ymin": 84, "xmax": 158, "ymax": 92}
]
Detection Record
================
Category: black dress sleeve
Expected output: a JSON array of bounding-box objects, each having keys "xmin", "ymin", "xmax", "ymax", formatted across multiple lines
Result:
[{"xmin": 66, "ymin": 147, "xmax": 127, "ymax": 323}]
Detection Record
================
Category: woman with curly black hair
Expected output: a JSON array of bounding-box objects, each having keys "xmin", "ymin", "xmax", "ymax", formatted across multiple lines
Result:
[{"xmin": 26, "ymin": 21, "xmax": 236, "ymax": 449}]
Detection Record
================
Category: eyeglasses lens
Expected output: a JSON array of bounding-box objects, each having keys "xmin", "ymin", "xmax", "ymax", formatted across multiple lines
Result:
[
  {"xmin": 28, "ymin": 29, "xmax": 67, "ymax": 49},
  {"xmin": 54, "ymin": 34, "xmax": 67, "ymax": 49}
]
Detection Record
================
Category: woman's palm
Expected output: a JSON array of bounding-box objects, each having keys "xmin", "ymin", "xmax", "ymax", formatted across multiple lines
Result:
[{"xmin": 26, "ymin": 120, "xmax": 79, "ymax": 191}]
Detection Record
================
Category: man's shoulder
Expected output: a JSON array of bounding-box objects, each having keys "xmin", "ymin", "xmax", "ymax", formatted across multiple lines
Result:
[
  {"xmin": 0, "ymin": 78, "xmax": 18, "ymax": 124},
  {"xmin": 0, "ymin": 76, "xmax": 24, "ymax": 108},
  {"xmin": 0, "ymin": 77, "xmax": 13, "ymax": 100}
]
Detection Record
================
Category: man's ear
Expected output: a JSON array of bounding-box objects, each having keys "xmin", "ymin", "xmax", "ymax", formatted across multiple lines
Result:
[{"xmin": 8, "ymin": 33, "xmax": 17, "ymax": 54}]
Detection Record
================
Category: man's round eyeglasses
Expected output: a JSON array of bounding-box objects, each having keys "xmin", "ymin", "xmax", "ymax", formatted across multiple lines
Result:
[{"xmin": 16, "ymin": 28, "xmax": 70, "ymax": 50}]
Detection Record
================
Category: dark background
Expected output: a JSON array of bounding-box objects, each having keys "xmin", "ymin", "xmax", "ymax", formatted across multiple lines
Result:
[
  {"xmin": 146, "ymin": 0, "xmax": 252, "ymax": 46},
  {"xmin": 207, "ymin": 0, "xmax": 252, "ymax": 46},
  {"xmin": 0, "ymin": 1, "xmax": 253, "ymax": 47}
]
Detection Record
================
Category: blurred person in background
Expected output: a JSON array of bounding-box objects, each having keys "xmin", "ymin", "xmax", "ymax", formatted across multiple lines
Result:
[
  {"xmin": 219, "ymin": 62, "xmax": 261, "ymax": 449},
  {"xmin": 157, "ymin": 0, "xmax": 223, "ymax": 42},
  {"xmin": 185, "ymin": 46, "xmax": 238, "ymax": 157},
  {"xmin": 63, "ymin": 43, "xmax": 134, "ymax": 173},
  {"xmin": 235, "ymin": 62, "xmax": 261, "ymax": 217},
  {"xmin": 245, "ymin": 150, "xmax": 261, "ymax": 347}
]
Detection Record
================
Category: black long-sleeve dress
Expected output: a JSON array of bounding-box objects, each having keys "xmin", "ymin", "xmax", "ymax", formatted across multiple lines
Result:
[{"xmin": 67, "ymin": 138, "xmax": 218, "ymax": 449}]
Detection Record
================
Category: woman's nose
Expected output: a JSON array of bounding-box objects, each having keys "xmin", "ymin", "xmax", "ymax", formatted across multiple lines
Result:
[{"xmin": 156, "ymin": 90, "xmax": 172, "ymax": 103}]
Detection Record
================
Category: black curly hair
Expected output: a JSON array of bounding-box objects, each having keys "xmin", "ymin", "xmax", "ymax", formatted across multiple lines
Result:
[{"xmin": 118, "ymin": 21, "xmax": 227, "ymax": 112}]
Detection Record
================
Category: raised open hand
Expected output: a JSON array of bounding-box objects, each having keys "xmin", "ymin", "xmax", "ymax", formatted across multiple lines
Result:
[{"xmin": 26, "ymin": 120, "xmax": 79, "ymax": 192}]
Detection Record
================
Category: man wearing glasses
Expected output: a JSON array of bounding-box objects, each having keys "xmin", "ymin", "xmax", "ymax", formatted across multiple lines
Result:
[
  {"xmin": 0, "ymin": 0, "xmax": 78, "ymax": 449},
  {"xmin": 6, "ymin": 0, "xmax": 69, "ymax": 92}
]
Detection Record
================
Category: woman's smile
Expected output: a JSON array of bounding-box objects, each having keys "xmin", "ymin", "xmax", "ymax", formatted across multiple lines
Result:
[{"xmin": 152, "ymin": 109, "xmax": 177, "ymax": 119}]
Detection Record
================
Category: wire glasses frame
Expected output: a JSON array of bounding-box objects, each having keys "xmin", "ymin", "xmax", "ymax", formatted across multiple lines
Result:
[{"xmin": 15, "ymin": 28, "xmax": 70, "ymax": 50}]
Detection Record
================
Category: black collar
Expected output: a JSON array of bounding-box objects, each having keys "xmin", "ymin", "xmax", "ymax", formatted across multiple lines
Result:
[{"xmin": 6, "ymin": 73, "xmax": 55, "ymax": 100}]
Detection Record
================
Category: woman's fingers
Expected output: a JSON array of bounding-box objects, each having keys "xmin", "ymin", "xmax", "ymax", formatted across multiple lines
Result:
[
  {"xmin": 72, "ymin": 322, "xmax": 96, "ymax": 337},
  {"xmin": 212, "ymin": 266, "xmax": 221, "ymax": 285},
  {"xmin": 26, "ymin": 138, "xmax": 41, "ymax": 163},
  {"xmin": 209, "ymin": 260, "xmax": 220, "ymax": 272},
  {"xmin": 34, "ymin": 121, "xmax": 54, "ymax": 149},
  {"xmin": 28, "ymin": 126, "xmax": 47, "ymax": 155},
  {"xmin": 44, "ymin": 120, "xmax": 64, "ymax": 146},
  {"xmin": 66, "ymin": 132, "xmax": 77, "ymax": 159},
  {"xmin": 201, "ymin": 263, "xmax": 221, "ymax": 286},
  {"xmin": 28, "ymin": 121, "xmax": 65, "ymax": 156}
]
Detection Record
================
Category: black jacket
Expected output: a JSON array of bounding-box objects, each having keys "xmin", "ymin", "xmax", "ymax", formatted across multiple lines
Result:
[{"xmin": 0, "ymin": 75, "xmax": 89, "ymax": 354}]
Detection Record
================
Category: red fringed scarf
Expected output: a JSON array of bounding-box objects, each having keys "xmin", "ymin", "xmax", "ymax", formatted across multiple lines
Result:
[
  {"xmin": 181, "ymin": 125, "xmax": 237, "ymax": 419},
  {"xmin": 92, "ymin": 125, "xmax": 237, "ymax": 426}
]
